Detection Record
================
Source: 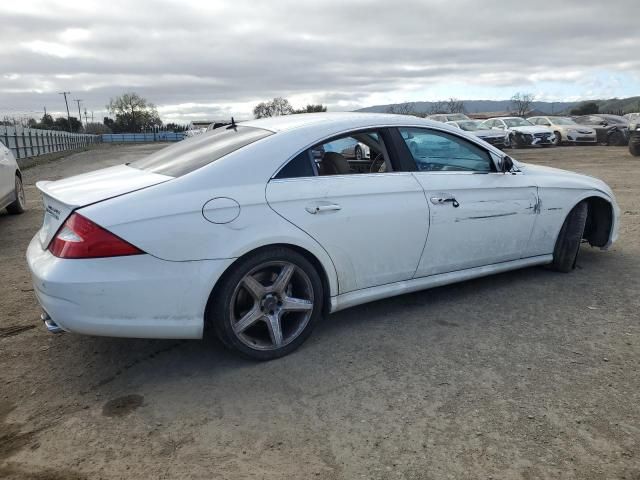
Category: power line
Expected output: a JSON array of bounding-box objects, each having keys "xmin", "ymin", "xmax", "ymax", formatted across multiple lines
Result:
[
  {"xmin": 58, "ymin": 92, "xmax": 71, "ymax": 132},
  {"xmin": 73, "ymin": 99, "xmax": 83, "ymax": 132}
]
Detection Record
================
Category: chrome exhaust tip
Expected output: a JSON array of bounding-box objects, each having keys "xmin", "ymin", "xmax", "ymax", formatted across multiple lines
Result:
[{"xmin": 41, "ymin": 312, "xmax": 64, "ymax": 334}]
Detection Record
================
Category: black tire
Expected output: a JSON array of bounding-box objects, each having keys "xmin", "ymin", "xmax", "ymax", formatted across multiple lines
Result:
[
  {"xmin": 208, "ymin": 247, "xmax": 324, "ymax": 360},
  {"xmin": 630, "ymin": 142, "xmax": 640, "ymax": 157},
  {"xmin": 550, "ymin": 201, "xmax": 588, "ymax": 273},
  {"xmin": 354, "ymin": 145, "xmax": 363, "ymax": 160},
  {"xmin": 510, "ymin": 133, "xmax": 521, "ymax": 149},
  {"xmin": 553, "ymin": 131, "xmax": 562, "ymax": 146},
  {"xmin": 6, "ymin": 175, "xmax": 25, "ymax": 214},
  {"xmin": 608, "ymin": 130, "xmax": 625, "ymax": 146}
]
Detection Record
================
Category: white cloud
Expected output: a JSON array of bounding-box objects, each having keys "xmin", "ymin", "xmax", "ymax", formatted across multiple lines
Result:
[{"xmin": 1, "ymin": 0, "xmax": 638, "ymax": 122}]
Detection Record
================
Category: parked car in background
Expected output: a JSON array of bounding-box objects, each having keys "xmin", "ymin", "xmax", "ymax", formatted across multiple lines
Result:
[
  {"xmin": 446, "ymin": 120, "xmax": 509, "ymax": 148},
  {"xmin": 27, "ymin": 113, "xmax": 619, "ymax": 360},
  {"xmin": 324, "ymin": 137, "xmax": 370, "ymax": 160},
  {"xmin": 427, "ymin": 113, "xmax": 471, "ymax": 123},
  {"xmin": 0, "ymin": 141, "xmax": 26, "ymax": 215},
  {"xmin": 629, "ymin": 118, "xmax": 640, "ymax": 156},
  {"xmin": 573, "ymin": 114, "xmax": 630, "ymax": 146},
  {"xmin": 482, "ymin": 117, "xmax": 555, "ymax": 148},
  {"xmin": 623, "ymin": 113, "xmax": 640, "ymax": 123},
  {"xmin": 527, "ymin": 116, "xmax": 597, "ymax": 146}
]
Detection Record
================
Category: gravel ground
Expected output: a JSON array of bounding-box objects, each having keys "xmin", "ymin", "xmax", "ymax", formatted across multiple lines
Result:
[{"xmin": 0, "ymin": 144, "xmax": 638, "ymax": 480}]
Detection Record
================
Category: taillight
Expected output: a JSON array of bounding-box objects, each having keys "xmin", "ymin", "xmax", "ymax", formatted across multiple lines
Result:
[{"xmin": 49, "ymin": 213, "xmax": 144, "ymax": 259}]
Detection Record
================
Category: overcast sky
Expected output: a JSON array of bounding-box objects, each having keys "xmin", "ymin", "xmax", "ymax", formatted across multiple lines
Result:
[{"xmin": 1, "ymin": 0, "xmax": 639, "ymax": 124}]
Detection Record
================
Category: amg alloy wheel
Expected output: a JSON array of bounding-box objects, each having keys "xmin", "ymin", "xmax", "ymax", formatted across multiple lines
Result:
[{"xmin": 210, "ymin": 248, "xmax": 323, "ymax": 360}]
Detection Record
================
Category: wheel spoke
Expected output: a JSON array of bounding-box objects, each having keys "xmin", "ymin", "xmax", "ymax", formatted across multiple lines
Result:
[
  {"xmin": 281, "ymin": 296, "xmax": 313, "ymax": 312},
  {"xmin": 265, "ymin": 314, "xmax": 283, "ymax": 347},
  {"xmin": 242, "ymin": 275, "xmax": 266, "ymax": 300},
  {"xmin": 271, "ymin": 264, "xmax": 295, "ymax": 294},
  {"xmin": 233, "ymin": 307, "xmax": 264, "ymax": 334}
]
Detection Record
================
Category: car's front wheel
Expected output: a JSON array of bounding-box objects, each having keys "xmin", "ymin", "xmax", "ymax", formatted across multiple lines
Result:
[
  {"xmin": 354, "ymin": 145, "xmax": 363, "ymax": 160},
  {"xmin": 6, "ymin": 174, "xmax": 25, "ymax": 214},
  {"xmin": 209, "ymin": 247, "xmax": 324, "ymax": 360},
  {"xmin": 553, "ymin": 131, "xmax": 562, "ymax": 146},
  {"xmin": 550, "ymin": 201, "xmax": 588, "ymax": 273}
]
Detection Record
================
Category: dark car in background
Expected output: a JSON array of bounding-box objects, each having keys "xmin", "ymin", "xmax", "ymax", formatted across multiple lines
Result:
[
  {"xmin": 629, "ymin": 118, "xmax": 640, "ymax": 156},
  {"xmin": 573, "ymin": 114, "xmax": 630, "ymax": 146}
]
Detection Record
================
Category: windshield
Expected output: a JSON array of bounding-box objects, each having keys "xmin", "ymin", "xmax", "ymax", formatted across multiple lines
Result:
[
  {"xmin": 130, "ymin": 126, "xmax": 272, "ymax": 177},
  {"xmin": 552, "ymin": 117, "xmax": 577, "ymax": 125},
  {"xmin": 504, "ymin": 118, "xmax": 533, "ymax": 127},
  {"xmin": 602, "ymin": 116, "xmax": 626, "ymax": 124},
  {"xmin": 456, "ymin": 120, "xmax": 486, "ymax": 131},
  {"xmin": 447, "ymin": 114, "xmax": 470, "ymax": 121}
]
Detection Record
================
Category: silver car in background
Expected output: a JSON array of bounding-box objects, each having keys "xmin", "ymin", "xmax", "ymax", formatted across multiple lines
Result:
[
  {"xmin": 0, "ymin": 141, "xmax": 25, "ymax": 214},
  {"xmin": 528, "ymin": 116, "xmax": 597, "ymax": 146},
  {"xmin": 427, "ymin": 113, "xmax": 471, "ymax": 123},
  {"xmin": 446, "ymin": 120, "xmax": 510, "ymax": 149}
]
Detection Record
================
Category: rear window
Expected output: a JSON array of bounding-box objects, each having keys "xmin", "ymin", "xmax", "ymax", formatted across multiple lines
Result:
[{"xmin": 130, "ymin": 126, "xmax": 272, "ymax": 177}]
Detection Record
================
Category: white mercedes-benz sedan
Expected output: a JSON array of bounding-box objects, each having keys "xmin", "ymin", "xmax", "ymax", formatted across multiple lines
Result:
[{"xmin": 27, "ymin": 113, "xmax": 619, "ymax": 360}]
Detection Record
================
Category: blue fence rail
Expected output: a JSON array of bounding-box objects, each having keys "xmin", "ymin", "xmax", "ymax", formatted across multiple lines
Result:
[
  {"xmin": 1, "ymin": 126, "xmax": 99, "ymax": 160},
  {"xmin": 102, "ymin": 132, "xmax": 185, "ymax": 143}
]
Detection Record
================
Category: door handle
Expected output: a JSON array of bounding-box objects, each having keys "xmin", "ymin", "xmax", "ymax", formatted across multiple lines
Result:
[
  {"xmin": 430, "ymin": 195, "xmax": 460, "ymax": 208},
  {"xmin": 305, "ymin": 203, "xmax": 342, "ymax": 214}
]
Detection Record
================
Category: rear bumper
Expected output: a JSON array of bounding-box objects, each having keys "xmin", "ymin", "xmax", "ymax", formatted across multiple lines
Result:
[{"xmin": 27, "ymin": 235, "xmax": 234, "ymax": 339}]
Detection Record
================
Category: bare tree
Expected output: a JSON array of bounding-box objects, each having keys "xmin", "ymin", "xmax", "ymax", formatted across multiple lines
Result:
[
  {"xmin": 386, "ymin": 102, "xmax": 416, "ymax": 115},
  {"xmin": 107, "ymin": 92, "xmax": 161, "ymax": 132},
  {"xmin": 447, "ymin": 97, "xmax": 465, "ymax": 114},
  {"xmin": 427, "ymin": 101, "xmax": 446, "ymax": 115},
  {"xmin": 510, "ymin": 92, "xmax": 535, "ymax": 117},
  {"xmin": 253, "ymin": 97, "xmax": 294, "ymax": 118}
]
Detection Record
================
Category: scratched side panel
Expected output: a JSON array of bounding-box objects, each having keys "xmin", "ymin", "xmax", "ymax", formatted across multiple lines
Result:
[{"xmin": 412, "ymin": 173, "xmax": 538, "ymax": 277}]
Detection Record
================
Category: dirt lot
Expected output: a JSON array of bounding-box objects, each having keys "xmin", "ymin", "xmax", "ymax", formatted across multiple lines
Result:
[{"xmin": 1, "ymin": 144, "xmax": 638, "ymax": 479}]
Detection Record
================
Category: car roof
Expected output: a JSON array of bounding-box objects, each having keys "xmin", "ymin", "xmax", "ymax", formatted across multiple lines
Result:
[{"xmin": 241, "ymin": 112, "xmax": 444, "ymax": 133}]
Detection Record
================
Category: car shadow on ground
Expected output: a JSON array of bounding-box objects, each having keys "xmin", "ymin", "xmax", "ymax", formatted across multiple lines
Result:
[{"xmin": 36, "ymin": 244, "xmax": 626, "ymax": 405}]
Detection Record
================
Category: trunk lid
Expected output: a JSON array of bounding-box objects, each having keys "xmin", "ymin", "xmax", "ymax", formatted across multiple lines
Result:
[{"xmin": 37, "ymin": 164, "xmax": 172, "ymax": 248}]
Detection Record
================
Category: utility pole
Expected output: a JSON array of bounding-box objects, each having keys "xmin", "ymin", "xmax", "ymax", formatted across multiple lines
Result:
[
  {"xmin": 74, "ymin": 99, "xmax": 83, "ymax": 132},
  {"xmin": 84, "ymin": 108, "xmax": 89, "ymax": 127},
  {"xmin": 58, "ymin": 91, "xmax": 71, "ymax": 132}
]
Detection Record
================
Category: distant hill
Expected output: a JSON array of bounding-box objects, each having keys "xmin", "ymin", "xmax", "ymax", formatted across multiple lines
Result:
[{"xmin": 355, "ymin": 97, "xmax": 640, "ymax": 116}]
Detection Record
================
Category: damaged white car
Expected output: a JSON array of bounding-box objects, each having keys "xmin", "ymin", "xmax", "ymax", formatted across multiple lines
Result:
[
  {"xmin": 483, "ymin": 117, "xmax": 556, "ymax": 147},
  {"xmin": 27, "ymin": 113, "xmax": 619, "ymax": 360}
]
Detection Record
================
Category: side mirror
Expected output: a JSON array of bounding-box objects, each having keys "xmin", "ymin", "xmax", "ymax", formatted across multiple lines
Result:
[{"xmin": 501, "ymin": 156, "xmax": 514, "ymax": 173}]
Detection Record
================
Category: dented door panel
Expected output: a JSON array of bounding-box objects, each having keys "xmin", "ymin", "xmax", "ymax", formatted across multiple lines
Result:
[{"xmin": 412, "ymin": 172, "xmax": 539, "ymax": 277}]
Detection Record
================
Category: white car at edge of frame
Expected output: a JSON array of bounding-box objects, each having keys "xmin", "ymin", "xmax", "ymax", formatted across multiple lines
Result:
[
  {"xmin": 27, "ymin": 113, "xmax": 619, "ymax": 360},
  {"xmin": 0, "ymin": 141, "xmax": 26, "ymax": 215}
]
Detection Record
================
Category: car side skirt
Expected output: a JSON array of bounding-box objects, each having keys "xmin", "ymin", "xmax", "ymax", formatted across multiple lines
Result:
[{"xmin": 330, "ymin": 254, "xmax": 553, "ymax": 312}]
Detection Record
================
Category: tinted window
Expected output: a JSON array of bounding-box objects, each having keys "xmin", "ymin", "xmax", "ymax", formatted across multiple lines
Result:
[
  {"xmin": 275, "ymin": 151, "xmax": 314, "ymax": 178},
  {"xmin": 399, "ymin": 128, "xmax": 493, "ymax": 172},
  {"xmin": 130, "ymin": 126, "xmax": 272, "ymax": 177}
]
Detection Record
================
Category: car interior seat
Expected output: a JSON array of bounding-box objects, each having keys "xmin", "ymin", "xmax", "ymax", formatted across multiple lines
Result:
[{"xmin": 320, "ymin": 152, "xmax": 351, "ymax": 175}]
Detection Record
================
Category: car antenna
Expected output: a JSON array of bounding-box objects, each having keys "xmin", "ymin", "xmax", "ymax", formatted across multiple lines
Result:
[{"xmin": 227, "ymin": 117, "xmax": 237, "ymax": 131}]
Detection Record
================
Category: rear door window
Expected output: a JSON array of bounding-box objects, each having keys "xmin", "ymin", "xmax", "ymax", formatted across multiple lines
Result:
[{"xmin": 130, "ymin": 126, "xmax": 272, "ymax": 177}]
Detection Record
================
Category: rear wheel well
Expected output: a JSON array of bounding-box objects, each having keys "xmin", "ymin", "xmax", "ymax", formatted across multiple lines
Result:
[
  {"xmin": 205, "ymin": 244, "xmax": 332, "ymax": 329},
  {"xmin": 583, "ymin": 196, "xmax": 613, "ymax": 247}
]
